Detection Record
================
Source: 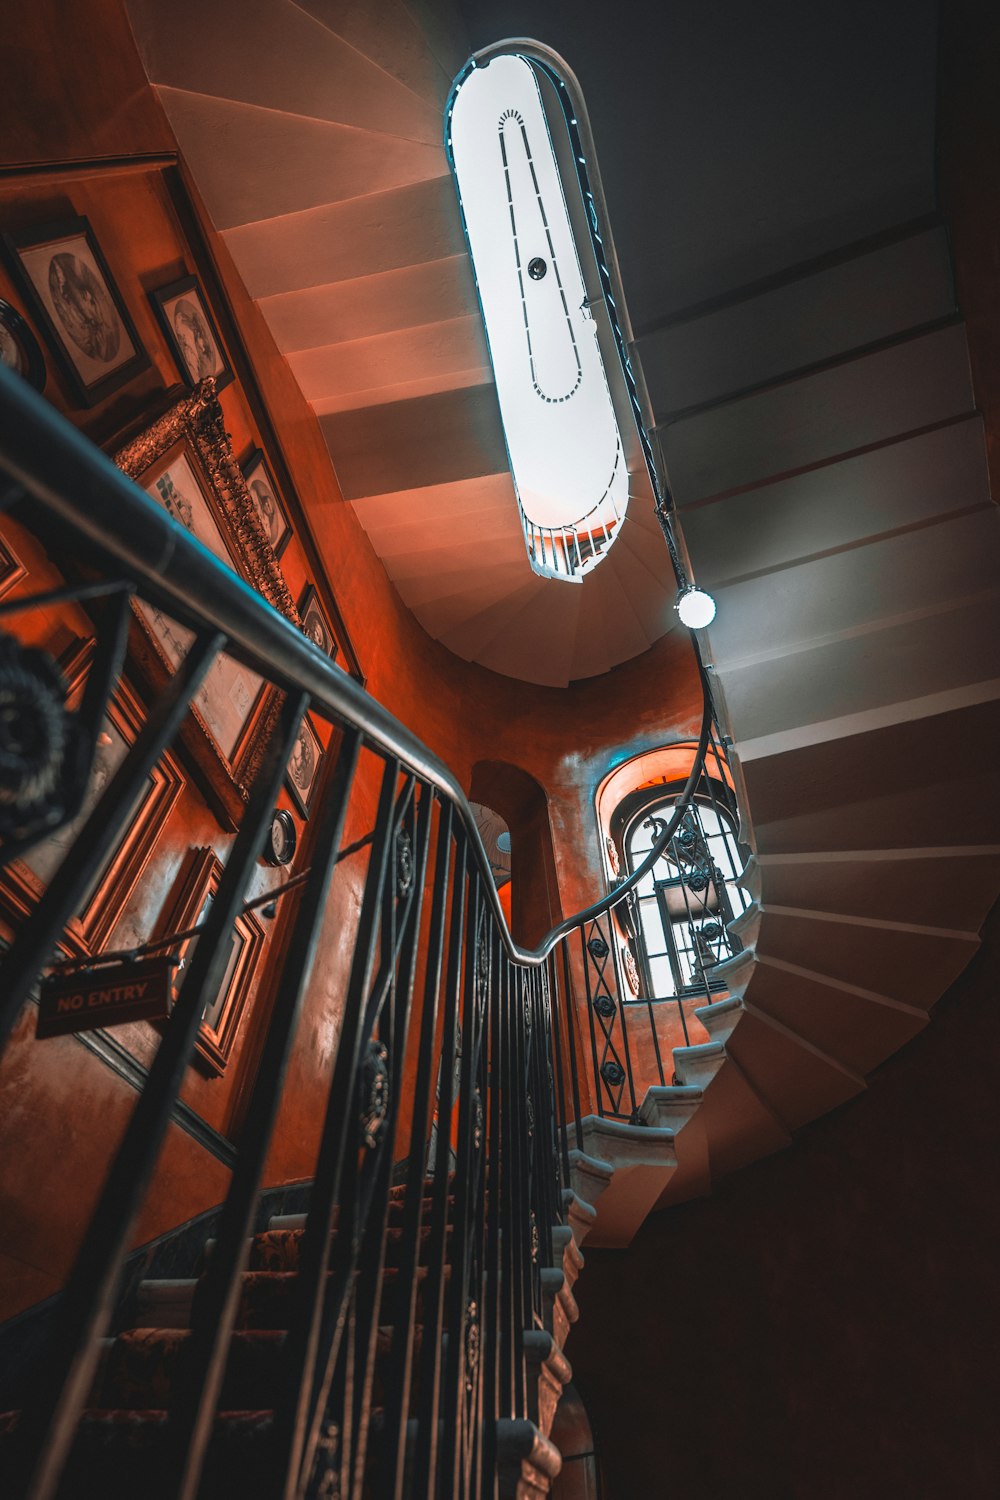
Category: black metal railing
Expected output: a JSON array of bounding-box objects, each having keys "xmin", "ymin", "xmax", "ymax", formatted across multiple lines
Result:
[{"xmin": 0, "ymin": 363, "xmax": 744, "ymax": 1499}]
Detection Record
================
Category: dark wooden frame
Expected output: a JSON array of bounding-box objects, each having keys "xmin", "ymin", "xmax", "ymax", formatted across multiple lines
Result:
[
  {"xmin": 158, "ymin": 846, "xmax": 267, "ymax": 1076},
  {"xmin": 0, "ymin": 639, "xmax": 185, "ymax": 959},
  {"xmin": 113, "ymin": 382, "xmax": 300, "ymax": 829},
  {"xmin": 242, "ymin": 446, "xmax": 292, "ymax": 560},
  {"xmin": 0, "ymin": 531, "xmax": 27, "ymax": 600},
  {"xmin": 284, "ymin": 712, "xmax": 324, "ymax": 820},
  {"xmin": 0, "ymin": 297, "xmax": 46, "ymax": 392},
  {"xmin": 150, "ymin": 273, "xmax": 234, "ymax": 394},
  {"xmin": 298, "ymin": 582, "xmax": 338, "ymax": 662},
  {"xmin": 1, "ymin": 215, "xmax": 149, "ymax": 406}
]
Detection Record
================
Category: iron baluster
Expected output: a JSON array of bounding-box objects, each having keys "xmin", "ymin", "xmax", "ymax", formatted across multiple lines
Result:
[
  {"xmin": 165, "ymin": 724, "xmax": 363, "ymax": 1500},
  {"xmin": 269, "ymin": 754, "xmax": 401, "ymax": 1500},
  {"xmin": 13, "ymin": 686, "xmax": 307, "ymax": 1500},
  {"xmin": 0, "ymin": 627, "xmax": 222, "ymax": 1050}
]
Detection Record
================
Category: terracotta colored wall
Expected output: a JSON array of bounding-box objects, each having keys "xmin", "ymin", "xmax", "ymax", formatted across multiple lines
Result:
[
  {"xmin": 567, "ymin": 897, "xmax": 1000, "ymax": 1500},
  {"xmin": 0, "ymin": 0, "xmax": 701, "ymax": 1316}
]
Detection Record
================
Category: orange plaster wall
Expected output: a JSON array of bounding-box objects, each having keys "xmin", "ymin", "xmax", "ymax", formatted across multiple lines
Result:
[{"xmin": 0, "ymin": 0, "xmax": 702, "ymax": 1311}]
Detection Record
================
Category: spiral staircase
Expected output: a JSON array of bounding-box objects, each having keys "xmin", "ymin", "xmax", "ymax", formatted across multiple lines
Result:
[{"xmin": 125, "ymin": 0, "xmax": 1000, "ymax": 1243}]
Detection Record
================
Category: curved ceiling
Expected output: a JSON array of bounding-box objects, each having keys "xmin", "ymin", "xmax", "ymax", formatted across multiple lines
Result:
[{"xmin": 126, "ymin": 0, "xmax": 939, "ymax": 687}]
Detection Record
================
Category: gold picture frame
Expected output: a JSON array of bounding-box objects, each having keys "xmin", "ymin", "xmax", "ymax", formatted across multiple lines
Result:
[{"xmin": 113, "ymin": 381, "xmax": 299, "ymax": 829}]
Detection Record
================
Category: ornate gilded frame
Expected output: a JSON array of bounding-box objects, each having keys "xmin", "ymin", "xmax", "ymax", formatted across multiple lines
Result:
[
  {"xmin": 114, "ymin": 381, "xmax": 299, "ymax": 829},
  {"xmin": 160, "ymin": 845, "xmax": 267, "ymax": 1076}
]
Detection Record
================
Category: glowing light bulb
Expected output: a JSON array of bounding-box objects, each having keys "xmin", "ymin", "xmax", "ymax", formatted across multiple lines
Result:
[{"xmin": 675, "ymin": 586, "xmax": 717, "ymax": 629}]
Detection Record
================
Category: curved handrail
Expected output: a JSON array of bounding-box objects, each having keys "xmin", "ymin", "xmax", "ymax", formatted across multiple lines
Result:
[{"xmin": 0, "ymin": 362, "xmax": 718, "ymax": 970}]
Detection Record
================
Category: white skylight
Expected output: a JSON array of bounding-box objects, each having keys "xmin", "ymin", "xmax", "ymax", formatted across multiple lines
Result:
[{"xmin": 449, "ymin": 53, "xmax": 630, "ymax": 581}]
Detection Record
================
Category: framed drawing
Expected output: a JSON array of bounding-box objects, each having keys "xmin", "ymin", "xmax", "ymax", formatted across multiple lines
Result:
[
  {"xmin": 242, "ymin": 447, "xmax": 291, "ymax": 558},
  {"xmin": 298, "ymin": 583, "xmax": 338, "ymax": 661},
  {"xmin": 0, "ymin": 638, "xmax": 185, "ymax": 959},
  {"xmin": 113, "ymin": 382, "xmax": 299, "ymax": 829},
  {"xmin": 285, "ymin": 713, "xmax": 323, "ymax": 819},
  {"xmin": 0, "ymin": 298, "xmax": 46, "ymax": 392},
  {"xmin": 2, "ymin": 216, "xmax": 148, "ymax": 406},
  {"xmin": 161, "ymin": 846, "xmax": 267, "ymax": 1075},
  {"xmin": 151, "ymin": 275, "xmax": 233, "ymax": 394}
]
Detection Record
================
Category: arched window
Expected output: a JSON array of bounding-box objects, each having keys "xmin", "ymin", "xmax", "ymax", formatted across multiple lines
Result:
[
  {"xmin": 616, "ymin": 781, "xmax": 750, "ymax": 1001},
  {"xmin": 446, "ymin": 44, "xmax": 657, "ymax": 582}
]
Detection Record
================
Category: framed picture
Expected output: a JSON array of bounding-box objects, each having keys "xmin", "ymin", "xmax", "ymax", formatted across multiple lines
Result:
[
  {"xmin": 298, "ymin": 583, "xmax": 338, "ymax": 661},
  {"xmin": 0, "ymin": 639, "xmax": 185, "ymax": 959},
  {"xmin": 159, "ymin": 846, "xmax": 266, "ymax": 1075},
  {"xmin": 285, "ymin": 713, "xmax": 323, "ymax": 819},
  {"xmin": 113, "ymin": 384, "xmax": 300, "ymax": 829},
  {"xmin": 242, "ymin": 447, "xmax": 291, "ymax": 558},
  {"xmin": 2, "ymin": 216, "xmax": 148, "ymax": 406},
  {"xmin": 0, "ymin": 298, "xmax": 45, "ymax": 392},
  {"xmin": 151, "ymin": 275, "xmax": 233, "ymax": 393}
]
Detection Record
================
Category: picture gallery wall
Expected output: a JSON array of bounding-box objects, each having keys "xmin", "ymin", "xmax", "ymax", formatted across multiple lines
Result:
[{"xmin": 0, "ymin": 153, "xmax": 363, "ymax": 1172}]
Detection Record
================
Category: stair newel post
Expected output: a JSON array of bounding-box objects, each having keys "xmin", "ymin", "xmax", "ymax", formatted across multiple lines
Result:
[
  {"xmin": 269, "ymin": 753, "xmax": 401, "ymax": 1500},
  {"xmin": 0, "ymin": 625, "xmax": 222, "ymax": 1053},
  {"xmin": 11, "ymin": 685, "xmax": 308, "ymax": 1500},
  {"xmin": 546, "ymin": 948, "xmax": 573, "ymax": 1199},
  {"xmin": 373, "ymin": 802, "xmax": 455, "ymax": 1500},
  {"xmin": 410, "ymin": 831, "xmax": 469, "ymax": 1496},
  {"xmin": 607, "ymin": 915, "xmax": 641, "ymax": 1122},
  {"xmin": 163, "ymin": 722, "xmax": 363, "ymax": 1500},
  {"xmin": 580, "ymin": 923, "xmax": 605, "ymax": 1118},
  {"xmin": 496, "ymin": 950, "xmax": 521, "ymax": 1418},
  {"xmin": 527, "ymin": 966, "xmax": 556, "ymax": 1271},
  {"xmin": 439, "ymin": 867, "xmax": 489, "ymax": 1498},
  {"xmin": 514, "ymin": 968, "xmax": 541, "ymax": 1334},
  {"xmin": 560, "ymin": 938, "xmax": 586, "ymax": 1151},
  {"xmin": 481, "ymin": 920, "xmax": 505, "ymax": 1492},
  {"xmin": 346, "ymin": 784, "xmax": 432, "ymax": 1494}
]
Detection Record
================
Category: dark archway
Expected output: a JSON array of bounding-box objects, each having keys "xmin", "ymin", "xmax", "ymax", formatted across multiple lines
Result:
[{"xmin": 469, "ymin": 760, "xmax": 560, "ymax": 948}]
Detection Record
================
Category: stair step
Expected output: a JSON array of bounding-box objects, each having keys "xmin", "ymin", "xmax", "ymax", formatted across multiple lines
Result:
[
  {"xmin": 154, "ymin": 86, "xmax": 446, "ymax": 231},
  {"xmin": 224, "ymin": 175, "xmax": 468, "ymax": 300},
  {"xmin": 134, "ymin": 0, "xmax": 444, "ymax": 142},
  {"xmin": 753, "ymin": 905, "xmax": 980, "ymax": 1008},
  {"xmin": 745, "ymin": 953, "xmax": 928, "ymax": 1074},
  {"xmin": 288, "ymin": 314, "xmax": 491, "ymax": 409},
  {"xmin": 753, "ymin": 845, "xmax": 1000, "ymax": 931},
  {"xmin": 293, "ymin": 0, "xmax": 454, "ymax": 110},
  {"xmin": 726, "ymin": 1006, "xmax": 865, "ymax": 1131},
  {"xmin": 694, "ymin": 1054, "xmax": 793, "ymax": 1180},
  {"xmin": 321, "ymin": 383, "xmax": 506, "ymax": 501},
  {"xmin": 742, "ymin": 693, "xmax": 1000, "ymax": 856},
  {"xmin": 136, "ymin": 1265, "xmax": 450, "ymax": 1332}
]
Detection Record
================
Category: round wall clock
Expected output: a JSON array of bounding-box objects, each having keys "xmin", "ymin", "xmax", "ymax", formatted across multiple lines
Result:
[
  {"xmin": 264, "ymin": 807, "xmax": 297, "ymax": 866},
  {"xmin": 0, "ymin": 299, "xmax": 46, "ymax": 392}
]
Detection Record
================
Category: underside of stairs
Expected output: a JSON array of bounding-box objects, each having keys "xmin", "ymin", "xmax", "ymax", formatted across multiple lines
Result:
[
  {"xmin": 125, "ymin": 0, "xmax": 678, "ymax": 688},
  {"xmin": 125, "ymin": 0, "xmax": 1000, "ymax": 1246}
]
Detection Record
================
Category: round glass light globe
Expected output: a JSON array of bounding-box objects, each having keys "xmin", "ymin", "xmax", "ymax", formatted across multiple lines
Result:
[{"xmin": 676, "ymin": 587, "xmax": 717, "ymax": 629}]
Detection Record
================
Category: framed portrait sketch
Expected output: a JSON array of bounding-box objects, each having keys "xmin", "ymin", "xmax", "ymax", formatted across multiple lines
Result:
[
  {"xmin": 298, "ymin": 583, "xmax": 338, "ymax": 661},
  {"xmin": 2, "ymin": 216, "xmax": 148, "ymax": 406},
  {"xmin": 285, "ymin": 714, "xmax": 323, "ymax": 819},
  {"xmin": 160, "ymin": 846, "xmax": 266, "ymax": 1075},
  {"xmin": 242, "ymin": 447, "xmax": 291, "ymax": 558},
  {"xmin": 151, "ymin": 275, "xmax": 233, "ymax": 393},
  {"xmin": 0, "ymin": 298, "xmax": 46, "ymax": 392},
  {"xmin": 0, "ymin": 639, "xmax": 185, "ymax": 960},
  {"xmin": 113, "ymin": 382, "xmax": 300, "ymax": 829}
]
